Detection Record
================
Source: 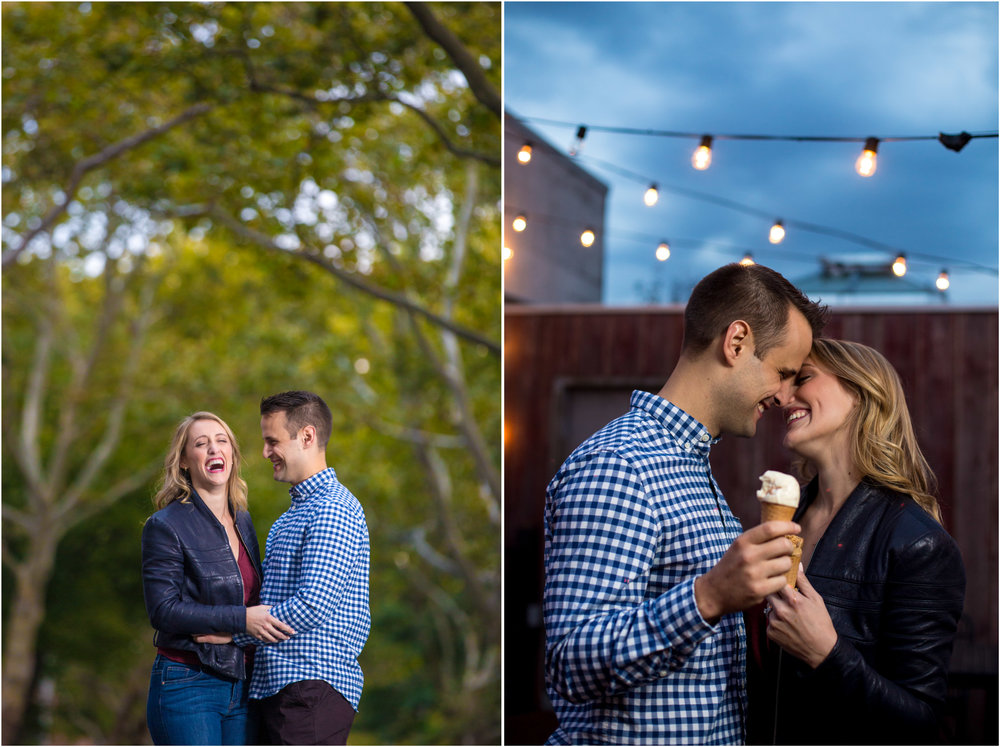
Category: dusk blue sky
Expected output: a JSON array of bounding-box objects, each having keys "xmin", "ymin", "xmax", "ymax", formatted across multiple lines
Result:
[{"xmin": 504, "ymin": 2, "xmax": 999, "ymax": 305}]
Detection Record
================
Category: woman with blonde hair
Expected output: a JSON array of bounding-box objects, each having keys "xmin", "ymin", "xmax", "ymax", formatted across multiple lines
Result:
[
  {"xmin": 747, "ymin": 339, "xmax": 965, "ymax": 744},
  {"xmin": 142, "ymin": 412, "xmax": 293, "ymax": 745}
]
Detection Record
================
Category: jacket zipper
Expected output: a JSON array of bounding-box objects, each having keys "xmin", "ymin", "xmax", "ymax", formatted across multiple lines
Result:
[{"xmin": 216, "ymin": 510, "xmax": 247, "ymax": 681}]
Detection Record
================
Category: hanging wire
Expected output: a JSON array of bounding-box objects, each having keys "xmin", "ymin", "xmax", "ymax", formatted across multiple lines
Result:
[{"xmin": 515, "ymin": 114, "xmax": 998, "ymax": 148}]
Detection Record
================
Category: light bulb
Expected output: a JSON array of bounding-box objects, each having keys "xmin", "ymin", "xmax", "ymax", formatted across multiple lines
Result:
[
  {"xmin": 692, "ymin": 135, "xmax": 713, "ymax": 170},
  {"xmin": 644, "ymin": 184, "xmax": 659, "ymax": 207},
  {"xmin": 512, "ymin": 215, "xmax": 527, "ymax": 232},
  {"xmin": 892, "ymin": 254, "xmax": 907, "ymax": 277},
  {"xmin": 936, "ymin": 270, "xmax": 950, "ymax": 291},
  {"xmin": 517, "ymin": 143, "xmax": 532, "ymax": 164},
  {"xmin": 740, "ymin": 253, "xmax": 755, "ymax": 266},
  {"xmin": 502, "ymin": 246, "xmax": 512, "ymax": 261},
  {"xmin": 655, "ymin": 241, "xmax": 670, "ymax": 261},
  {"xmin": 769, "ymin": 220, "xmax": 785, "ymax": 244},
  {"xmin": 580, "ymin": 229, "xmax": 596, "ymax": 247},
  {"xmin": 855, "ymin": 137, "xmax": 879, "ymax": 177}
]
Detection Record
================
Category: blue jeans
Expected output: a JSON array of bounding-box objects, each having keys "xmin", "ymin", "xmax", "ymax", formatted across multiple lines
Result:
[{"xmin": 147, "ymin": 655, "xmax": 256, "ymax": 745}]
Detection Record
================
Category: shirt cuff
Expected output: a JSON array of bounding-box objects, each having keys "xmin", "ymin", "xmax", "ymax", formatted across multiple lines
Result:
[
  {"xmin": 653, "ymin": 577, "xmax": 718, "ymax": 667},
  {"xmin": 231, "ymin": 633, "xmax": 254, "ymax": 648}
]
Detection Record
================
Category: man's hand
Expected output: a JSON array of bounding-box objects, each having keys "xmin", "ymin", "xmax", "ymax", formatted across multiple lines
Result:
[
  {"xmin": 694, "ymin": 520, "xmax": 800, "ymax": 623},
  {"xmin": 246, "ymin": 604, "xmax": 296, "ymax": 642}
]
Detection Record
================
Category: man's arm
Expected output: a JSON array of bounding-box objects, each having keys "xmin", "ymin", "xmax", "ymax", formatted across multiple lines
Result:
[
  {"xmin": 544, "ymin": 452, "xmax": 718, "ymax": 704},
  {"xmin": 267, "ymin": 499, "xmax": 367, "ymax": 633},
  {"xmin": 544, "ymin": 451, "xmax": 798, "ymax": 704}
]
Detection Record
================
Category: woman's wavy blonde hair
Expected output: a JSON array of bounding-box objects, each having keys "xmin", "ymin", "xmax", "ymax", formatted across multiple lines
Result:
[
  {"xmin": 797, "ymin": 338, "xmax": 942, "ymax": 523},
  {"xmin": 152, "ymin": 412, "xmax": 249, "ymax": 513}
]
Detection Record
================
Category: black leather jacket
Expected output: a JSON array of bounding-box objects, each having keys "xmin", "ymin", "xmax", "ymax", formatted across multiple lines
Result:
[
  {"xmin": 746, "ymin": 479, "xmax": 966, "ymax": 745},
  {"xmin": 141, "ymin": 488, "xmax": 263, "ymax": 680}
]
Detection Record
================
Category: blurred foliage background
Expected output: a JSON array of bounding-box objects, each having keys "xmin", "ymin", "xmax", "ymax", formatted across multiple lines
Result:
[{"xmin": 1, "ymin": 3, "xmax": 500, "ymax": 744}]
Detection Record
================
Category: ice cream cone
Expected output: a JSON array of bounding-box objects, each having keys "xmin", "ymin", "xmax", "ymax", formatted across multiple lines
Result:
[
  {"xmin": 760, "ymin": 501, "xmax": 796, "ymax": 523},
  {"xmin": 786, "ymin": 535, "xmax": 804, "ymax": 587}
]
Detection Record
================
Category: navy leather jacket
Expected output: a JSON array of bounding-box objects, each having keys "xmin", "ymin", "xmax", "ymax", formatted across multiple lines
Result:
[
  {"xmin": 141, "ymin": 488, "xmax": 263, "ymax": 680},
  {"xmin": 747, "ymin": 479, "xmax": 966, "ymax": 745}
]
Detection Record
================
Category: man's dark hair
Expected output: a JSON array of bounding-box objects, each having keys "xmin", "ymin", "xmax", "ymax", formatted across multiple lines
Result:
[
  {"xmin": 682, "ymin": 263, "xmax": 829, "ymax": 359},
  {"xmin": 260, "ymin": 390, "xmax": 333, "ymax": 448}
]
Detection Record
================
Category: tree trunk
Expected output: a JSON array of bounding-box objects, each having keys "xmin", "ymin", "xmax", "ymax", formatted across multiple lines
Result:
[{"xmin": 2, "ymin": 521, "xmax": 60, "ymax": 744}]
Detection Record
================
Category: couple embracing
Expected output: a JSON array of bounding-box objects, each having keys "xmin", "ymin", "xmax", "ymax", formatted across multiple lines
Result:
[
  {"xmin": 543, "ymin": 263, "xmax": 966, "ymax": 745},
  {"xmin": 141, "ymin": 391, "xmax": 369, "ymax": 745}
]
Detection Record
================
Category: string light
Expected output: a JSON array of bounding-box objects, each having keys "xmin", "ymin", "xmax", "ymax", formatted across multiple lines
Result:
[
  {"xmin": 769, "ymin": 220, "xmax": 785, "ymax": 244},
  {"xmin": 892, "ymin": 254, "xmax": 907, "ymax": 276},
  {"xmin": 692, "ymin": 135, "xmax": 713, "ymax": 171},
  {"xmin": 644, "ymin": 183, "xmax": 659, "ymax": 207},
  {"xmin": 855, "ymin": 137, "xmax": 879, "ymax": 177},
  {"xmin": 569, "ymin": 125, "xmax": 587, "ymax": 156},
  {"xmin": 505, "ymin": 207, "xmax": 984, "ymax": 293},
  {"xmin": 512, "ymin": 215, "xmax": 527, "ymax": 232},
  {"xmin": 517, "ymin": 143, "xmax": 533, "ymax": 164}
]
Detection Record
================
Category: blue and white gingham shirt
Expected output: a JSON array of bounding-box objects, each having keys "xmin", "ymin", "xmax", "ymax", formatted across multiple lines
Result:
[
  {"xmin": 236, "ymin": 468, "xmax": 370, "ymax": 710},
  {"xmin": 544, "ymin": 390, "xmax": 746, "ymax": 745}
]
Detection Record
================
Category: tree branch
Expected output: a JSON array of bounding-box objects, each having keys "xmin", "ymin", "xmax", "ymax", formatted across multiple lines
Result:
[
  {"xmin": 61, "ymin": 260, "xmax": 157, "ymax": 511},
  {"xmin": 368, "ymin": 171, "xmax": 501, "ymax": 507},
  {"xmin": 411, "ymin": 440, "xmax": 493, "ymax": 618},
  {"xmin": 204, "ymin": 205, "xmax": 500, "ymax": 354},
  {"xmin": 368, "ymin": 417, "xmax": 465, "ymax": 450},
  {"xmin": 2, "ymin": 103, "xmax": 213, "ymax": 269},
  {"xmin": 1, "ymin": 505, "xmax": 32, "ymax": 533},
  {"xmin": 50, "ymin": 234, "xmax": 128, "ymax": 489},
  {"xmin": 57, "ymin": 459, "xmax": 161, "ymax": 529},
  {"xmin": 19, "ymin": 278, "xmax": 56, "ymax": 497},
  {"xmin": 404, "ymin": 2, "xmax": 501, "ymax": 118},
  {"xmin": 0, "ymin": 539, "xmax": 21, "ymax": 572},
  {"xmin": 247, "ymin": 81, "xmax": 499, "ymax": 167}
]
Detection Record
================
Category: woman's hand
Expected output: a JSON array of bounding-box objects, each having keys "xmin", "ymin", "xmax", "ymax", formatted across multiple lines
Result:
[
  {"xmin": 246, "ymin": 604, "xmax": 296, "ymax": 643},
  {"xmin": 765, "ymin": 566, "xmax": 838, "ymax": 669},
  {"xmin": 193, "ymin": 633, "xmax": 233, "ymax": 644}
]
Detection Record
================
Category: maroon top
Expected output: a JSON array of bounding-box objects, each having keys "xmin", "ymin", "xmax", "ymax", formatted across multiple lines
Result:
[{"xmin": 158, "ymin": 533, "xmax": 261, "ymax": 671}]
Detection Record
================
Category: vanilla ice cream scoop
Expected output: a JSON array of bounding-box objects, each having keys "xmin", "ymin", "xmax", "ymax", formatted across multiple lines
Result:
[{"xmin": 757, "ymin": 470, "xmax": 800, "ymax": 508}]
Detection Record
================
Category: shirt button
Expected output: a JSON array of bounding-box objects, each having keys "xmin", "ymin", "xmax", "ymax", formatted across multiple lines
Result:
[
  {"xmin": 659, "ymin": 670, "xmax": 668, "ymax": 677},
  {"xmin": 684, "ymin": 442, "xmax": 692, "ymax": 452},
  {"xmin": 700, "ymin": 433, "xmax": 710, "ymax": 442}
]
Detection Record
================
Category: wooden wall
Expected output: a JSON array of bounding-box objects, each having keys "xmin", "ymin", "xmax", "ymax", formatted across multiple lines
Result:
[{"xmin": 504, "ymin": 305, "xmax": 998, "ymax": 743}]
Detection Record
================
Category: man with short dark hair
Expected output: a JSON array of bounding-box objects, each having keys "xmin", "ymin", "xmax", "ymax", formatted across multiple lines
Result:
[
  {"xmin": 236, "ymin": 390, "xmax": 370, "ymax": 745},
  {"xmin": 543, "ymin": 263, "xmax": 829, "ymax": 744}
]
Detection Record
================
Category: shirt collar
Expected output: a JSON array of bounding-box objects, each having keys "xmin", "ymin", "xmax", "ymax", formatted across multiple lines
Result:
[
  {"xmin": 629, "ymin": 389, "xmax": 719, "ymax": 457},
  {"xmin": 289, "ymin": 467, "xmax": 337, "ymax": 504}
]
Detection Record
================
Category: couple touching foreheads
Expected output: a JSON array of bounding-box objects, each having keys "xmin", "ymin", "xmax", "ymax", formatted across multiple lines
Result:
[
  {"xmin": 543, "ymin": 263, "xmax": 965, "ymax": 745},
  {"xmin": 142, "ymin": 391, "xmax": 369, "ymax": 745}
]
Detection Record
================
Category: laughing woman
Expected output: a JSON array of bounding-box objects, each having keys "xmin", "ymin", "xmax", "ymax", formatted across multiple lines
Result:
[
  {"xmin": 142, "ymin": 412, "xmax": 293, "ymax": 745},
  {"xmin": 747, "ymin": 339, "xmax": 966, "ymax": 745}
]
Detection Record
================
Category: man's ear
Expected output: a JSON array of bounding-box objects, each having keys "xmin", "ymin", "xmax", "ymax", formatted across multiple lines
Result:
[
  {"xmin": 722, "ymin": 320, "xmax": 752, "ymax": 366},
  {"xmin": 299, "ymin": 424, "xmax": 318, "ymax": 450}
]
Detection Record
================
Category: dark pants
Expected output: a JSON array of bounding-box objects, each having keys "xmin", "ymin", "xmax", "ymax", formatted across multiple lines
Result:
[{"xmin": 257, "ymin": 680, "xmax": 355, "ymax": 745}]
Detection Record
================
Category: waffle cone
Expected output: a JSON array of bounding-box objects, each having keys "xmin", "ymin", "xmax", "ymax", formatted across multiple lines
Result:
[
  {"xmin": 760, "ymin": 501, "xmax": 796, "ymax": 523},
  {"xmin": 786, "ymin": 535, "xmax": 804, "ymax": 588}
]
